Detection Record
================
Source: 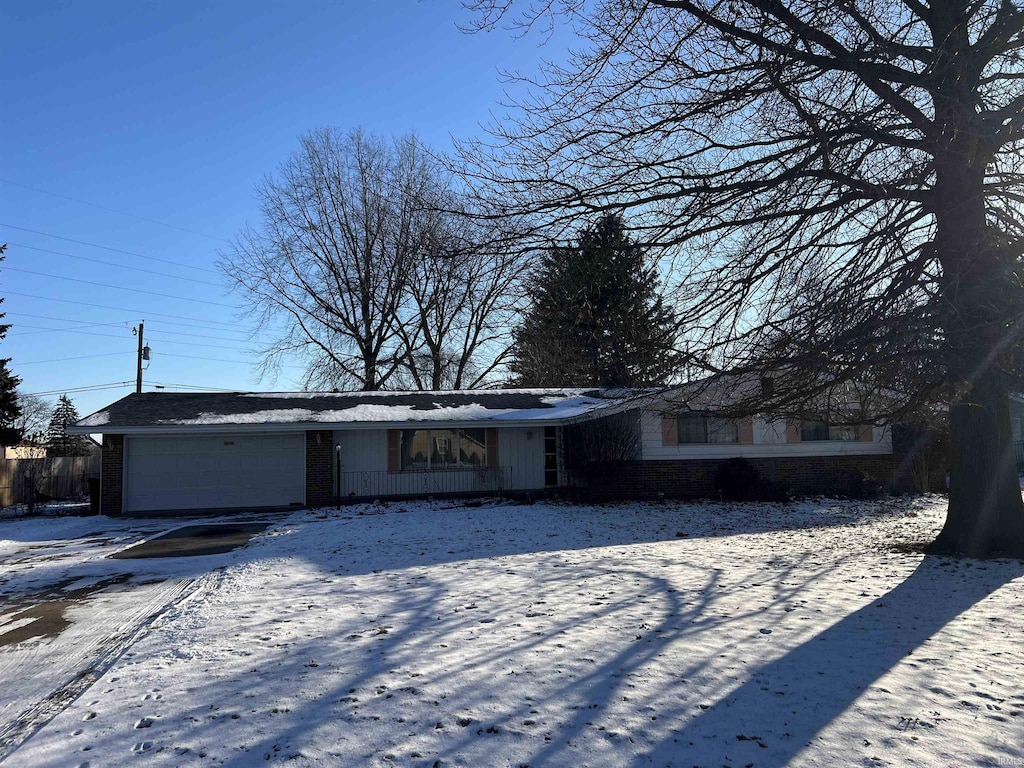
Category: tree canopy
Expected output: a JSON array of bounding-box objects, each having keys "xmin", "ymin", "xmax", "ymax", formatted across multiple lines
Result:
[
  {"xmin": 461, "ymin": 1, "xmax": 1024, "ymax": 555},
  {"xmin": 510, "ymin": 213, "xmax": 679, "ymax": 387},
  {"xmin": 221, "ymin": 127, "xmax": 522, "ymax": 391},
  {"xmin": 45, "ymin": 395, "xmax": 89, "ymax": 457}
]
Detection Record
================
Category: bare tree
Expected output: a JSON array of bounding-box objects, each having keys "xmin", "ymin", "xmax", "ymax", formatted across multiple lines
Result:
[
  {"xmin": 460, "ymin": 1, "xmax": 1024, "ymax": 556},
  {"xmin": 395, "ymin": 214, "xmax": 525, "ymax": 389},
  {"xmin": 14, "ymin": 392, "xmax": 50, "ymax": 443},
  {"xmin": 223, "ymin": 127, "xmax": 522, "ymax": 392},
  {"xmin": 222, "ymin": 128, "xmax": 435, "ymax": 390}
]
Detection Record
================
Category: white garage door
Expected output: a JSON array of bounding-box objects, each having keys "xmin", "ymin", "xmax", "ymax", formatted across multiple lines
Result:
[{"xmin": 125, "ymin": 433, "xmax": 305, "ymax": 512}]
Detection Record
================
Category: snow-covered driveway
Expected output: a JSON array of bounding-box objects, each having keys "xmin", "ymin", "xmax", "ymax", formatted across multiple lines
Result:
[
  {"xmin": 0, "ymin": 514, "xmax": 274, "ymax": 761},
  {"xmin": 4, "ymin": 497, "xmax": 1024, "ymax": 767}
]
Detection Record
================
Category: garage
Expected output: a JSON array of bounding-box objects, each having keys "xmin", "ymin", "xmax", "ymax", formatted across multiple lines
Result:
[{"xmin": 124, "ymin": 433, "xmax": 305, "ymax": 513}]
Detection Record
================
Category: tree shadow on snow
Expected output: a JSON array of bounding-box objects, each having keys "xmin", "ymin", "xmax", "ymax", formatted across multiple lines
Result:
[
  {"xmin": 635, "ymin": 554, "xmax": 1024, "ymax": 767},
  {"xmin": 158, "ymin": 544, "xmax": 869, "ymax": 767},
  {"xmin": 293, "ymin": 495, "xmax": 939, "ymax": 579}
]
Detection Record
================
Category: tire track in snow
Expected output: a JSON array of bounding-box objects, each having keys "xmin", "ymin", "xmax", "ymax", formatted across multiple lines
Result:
[{"xmin": 0, "ymin": 576, "xmax": 203, "ymax": 763}]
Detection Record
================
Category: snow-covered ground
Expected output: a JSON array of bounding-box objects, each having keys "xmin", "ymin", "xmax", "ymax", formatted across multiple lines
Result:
[
  {"xmin": 0, "ymin": 512, "xmax": 281, "ymax": 760},
  {"xmin": 2, "ymin": 496, "xmax": 1022, "ymax": 767}
]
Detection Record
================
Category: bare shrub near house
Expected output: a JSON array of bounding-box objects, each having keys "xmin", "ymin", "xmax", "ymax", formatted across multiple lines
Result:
[
  {"xmin": 19, "ymin": 456, "xmax": 53, "ymax": 514},
  {"xmin": 562, "ymin": 410, "xmax": 642, "ymax": 494}
]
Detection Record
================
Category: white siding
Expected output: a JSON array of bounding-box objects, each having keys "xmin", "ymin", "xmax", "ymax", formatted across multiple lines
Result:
[
  {"xmin": 335, "ymin": 429, "xmax": 387, "ymax": 473},
  {"xmin": 498, "ymin": 426, "xmax": 547, "ymax": 490},
  {"xmin": 332, "ymin": 426, "xmax": 548, "ymax": 496},
  {"xmin": 755, "ymin": 418, "xmax": 787, "ymax": 445},
  {"xmin": 640, "ymin": 409, "xmax": 892, "ymax": 460}
]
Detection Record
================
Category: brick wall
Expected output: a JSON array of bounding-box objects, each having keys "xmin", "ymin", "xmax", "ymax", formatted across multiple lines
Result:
[
  {"xmin": 100, "ymin": 434, "xmax": 124, "ymax": 516},
  {"xmin": 589, "ymin": 454, "xmax": 902, "ymax": 500},
  {"xmin": 305, "ymin": 430, "xmax": 335, "ymax": 508}
]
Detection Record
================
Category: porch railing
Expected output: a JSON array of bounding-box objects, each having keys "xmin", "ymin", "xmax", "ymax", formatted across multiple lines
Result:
[{"xmin": 337, "ymin": 466, "xmax": 511, "ymax": 500}]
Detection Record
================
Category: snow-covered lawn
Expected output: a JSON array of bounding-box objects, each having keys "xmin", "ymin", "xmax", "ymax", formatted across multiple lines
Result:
[{"xmin": 3, "ymin": 496, "xmax": 1023, "ymax": 767}]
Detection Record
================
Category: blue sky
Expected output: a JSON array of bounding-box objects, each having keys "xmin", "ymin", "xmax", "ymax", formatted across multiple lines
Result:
[{"xmin": 1, "ymin": 2, "xmax": 565, "ymax": 419}]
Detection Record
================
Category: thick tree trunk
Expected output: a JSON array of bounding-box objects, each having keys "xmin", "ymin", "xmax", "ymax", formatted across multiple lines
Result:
[
  {"xmin": 923, "ymin": 12, "xmax": 1024, "ymax": 555},
  {"xmin": 933, "ymin": 364, "xmax": 1024, "ymax": 556},
  {"xmin": 930, "ymin": 144, "xmax": 1024, "ymax": 556}
]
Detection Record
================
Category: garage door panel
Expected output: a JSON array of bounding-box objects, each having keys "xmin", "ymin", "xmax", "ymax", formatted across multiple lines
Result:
[{"xmin": 125, "ymin": 434, "xmax": 305, "ymax": 512}]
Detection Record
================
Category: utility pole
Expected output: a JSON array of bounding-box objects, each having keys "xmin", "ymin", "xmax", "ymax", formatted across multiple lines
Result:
[{"xmin": 136, "ymin": 321, "xmax": 145, "ymax": 394}]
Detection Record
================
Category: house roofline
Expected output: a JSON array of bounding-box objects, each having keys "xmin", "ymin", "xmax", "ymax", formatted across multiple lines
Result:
[{"xmin": 65, "ymin": 418, "xmax": 582, "ymax": 436}]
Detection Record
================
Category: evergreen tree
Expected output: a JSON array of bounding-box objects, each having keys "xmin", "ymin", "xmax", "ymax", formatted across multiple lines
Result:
[
  {"xmin": 45, "ymin": 395, "xmax": 89, "ymax": 457},
  {"xmin": 510, "ymin": 214, "xmax": 679, "ymax": 387},
  {"xmin": 0, "ymin": 244, "xmax": 22, "ymax": 446}
]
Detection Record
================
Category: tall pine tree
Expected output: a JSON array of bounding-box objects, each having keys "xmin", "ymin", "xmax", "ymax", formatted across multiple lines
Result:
[
  {"xmin": 45, "ymin": 395, "xmax": 89, "ymax": 457},
  {"xmin": 0, "ymin": 244, "xmax": 22, "ymax": 446},
  {"xmin": 510, "ymin": 214, "xmax": 679, "ymax": 387}
]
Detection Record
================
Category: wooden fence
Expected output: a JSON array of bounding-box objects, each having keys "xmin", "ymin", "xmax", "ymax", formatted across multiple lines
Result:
[{"xmin": 0, "ymin": 455, "xmax": 101, "ymax": 507}]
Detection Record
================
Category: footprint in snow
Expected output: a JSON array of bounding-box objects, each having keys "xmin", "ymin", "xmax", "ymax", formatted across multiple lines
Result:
[{"xmin": 131, "ymin": 742, "xmax": 153, "ymax": 754}]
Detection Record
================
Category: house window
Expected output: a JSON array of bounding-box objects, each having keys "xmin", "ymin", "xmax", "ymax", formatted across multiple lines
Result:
[
  {"xmin": 800, "ymin": 420, "xmax": 858, "ymax": 442},
  {"xmin": 400, "ymin": 428, "xmax": 490, "ymax": 470},
  {"xmin": 677, "ymin": 413, "xmax": 738, "ymax": 444}
]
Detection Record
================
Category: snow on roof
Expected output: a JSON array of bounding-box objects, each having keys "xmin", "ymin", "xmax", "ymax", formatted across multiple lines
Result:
[
  {"xmin": 78, "ymin": 410, "xmax": 110, "ymax": 428},
  {"xmin": 70, "ymin": 389, "xmax": 647, "ymax": 432}
]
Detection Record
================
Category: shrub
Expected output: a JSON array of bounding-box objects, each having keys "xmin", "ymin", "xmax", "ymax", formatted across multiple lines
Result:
[
  {"xmin": 714, "ymin": 457, "xmax": 761, "ymax": 501},
  {"xmin": 753, "ymin": 476, "xmax": 789, "ymax": 502},
  {"xmin": 841, "ymin": 469, "xmax": 884, "ymax": 499}
]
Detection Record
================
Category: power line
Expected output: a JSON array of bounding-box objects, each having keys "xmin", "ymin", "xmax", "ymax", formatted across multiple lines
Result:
[
  {"xmin": 3, "ymin": 310, "xmax": 250, "ymax": 336},
  {"xmin": 25, "ymin": 380, "xmax": 242, "ymax": 397},
  {"xmin": 8, "ymin": 321, "xmax": 251, "ymax": 352},
  {"xmin": 147, "ymin": 381, "xmax": 240, "ymax": 392},
  {"xmin": 7, "ymin": 324, "xmax": 133, "ymax": 340},
  {"xmin": 9, "ymin": 324, "xmax": 251, "ymax": 351},
  {"xmin": 143, "ymin": 326, "xmax": 252, "ymax": 342},
  {"xmin": 157, "ymin": 351, "xmax": 305, "ymax": 371},
  {"xmin": 25, "ymin": 381, "xmax": 135, "ymax": 397},
  {"xmin": 4, "ymin": 291, "xmax": 249, "ymax": 328},
  {"xmin": 4, "ymin": 315, "xmax": 133, "ymax": 335},
  {"xmin": 5, "ymin": 311, "xmax": 132, "ymax": 327},
  {"xmin": 0, "ymin": 223, "xmax": 221, "ymax": 274},
  {"xmin": 134, "ymin": 317, "xmax": 251, "ymax": 336},
  {"xmin": 147, "ymin": 335, "xmax": 250, "ymax": 351},
  {"xmin": 156, "ymin": 352, "xmax": 257, "ymax": 364},
  {"xmin": 3, "ymin": 266, "xmax": 238, "ymax": 308},
  {"xmin": 15, "ymin": 352, "xmax": 132, "ymax": 366},
  {"xmin": 8, "ymin": 325, "xmax": 128, "ymax": 338},
  {"xmin": 0, "ymin": 178, "xmax": 230, "ymax": 243},
  {"xmin": 7, "ymin": 242, "xmax": 224, "ymax": 287}
]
